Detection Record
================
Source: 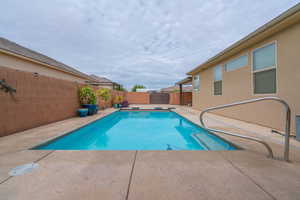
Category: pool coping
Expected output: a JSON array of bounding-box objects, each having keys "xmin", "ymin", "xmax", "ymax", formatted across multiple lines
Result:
[
  {"xmin": 30, "ymin": 109, "xmax": 241, "ymax": 151},
  {"xmin": 29, "ymin": 110, "xmax": 120, "ymax": 150}
]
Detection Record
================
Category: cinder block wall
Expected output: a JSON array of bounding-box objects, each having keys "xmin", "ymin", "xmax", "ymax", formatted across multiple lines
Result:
[
  {"xmin": 169, "ymin": 92, "xmax": 180, "ymax": 105},
  {"xmin": 125, "ymin": 92, "xmax": 192, "ymax": 105},
  {"xmin": 0, "ymin": 67, "xmax": 83, "ymax": 137},
  {"xmin": 169, "ymin": 92, "xmax": 192, "ymax": 105},
  {"xmin": 183, "ymin": 92, "xmax": 192, "ymax": 105},
  {"xmin": 126, "ymin": 92, "xmax": 150, "ymax": 104}
]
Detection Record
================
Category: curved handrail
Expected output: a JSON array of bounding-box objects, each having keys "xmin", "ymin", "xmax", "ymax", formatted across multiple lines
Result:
[
  {"xmin": 199, "ymin": 97, "xmax": 291, "ymax": 161},
  {"xmin": 201, "ymin": 127, "xmax": 274, "ymax": 158}
]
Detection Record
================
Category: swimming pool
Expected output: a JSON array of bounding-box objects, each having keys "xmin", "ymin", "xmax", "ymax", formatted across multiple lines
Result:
[{"xmin": 33, "ymin": 111, "xmax": 237, "ymax": 150}]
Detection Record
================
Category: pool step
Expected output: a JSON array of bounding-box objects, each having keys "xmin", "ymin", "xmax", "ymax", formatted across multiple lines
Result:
[{"xmin": 191, "ymin": 134, "xmax": 210, "ymax": 150}]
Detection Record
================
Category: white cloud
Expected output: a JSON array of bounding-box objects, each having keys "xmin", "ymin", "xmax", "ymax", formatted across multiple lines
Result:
[{"xmin": 1, "ymin": 0, "xmax": 299, "ymax": 89}]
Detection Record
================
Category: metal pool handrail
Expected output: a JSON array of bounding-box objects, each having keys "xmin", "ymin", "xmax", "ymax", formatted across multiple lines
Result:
[{"xmin": 199, "ymin": 97, "xmax": 291, "ymax": 161}]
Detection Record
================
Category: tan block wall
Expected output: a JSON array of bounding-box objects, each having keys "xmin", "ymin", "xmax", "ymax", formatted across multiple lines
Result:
[
  {"xmin": 169, "ymin": 92, "xmax": 180, "ymax": 105},
  {"xmin": 126, "ymin": 92, "xmax": 150, "ymax": 104},
  {"xmin": 0, "ymin": 52, "xmax": 87, "ymax": 83},
  {"xmin": 183, "ymin": 92, "xmax": 192, "ymax": 105},
  {"xmin": 0, "ymin": 66, "xmax": 83, "ymax": 137},
  {"xmin": 192, "ymin": 22, "xmax": 300, "ymax": 134},
  {"xmin": 169, "ymin": 92, "xmax": 192, "ymax": 105}
]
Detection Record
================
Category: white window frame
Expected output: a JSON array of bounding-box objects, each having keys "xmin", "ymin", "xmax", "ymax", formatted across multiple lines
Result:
[
  {"xmin": 213, "ymin": 65, "xmax": 223, "ymax": 96},
  {"xmin": 193, "ymin": 74, "xmax": 200, "ymax": 91},
  {"xmin": 251, "ymin": 41, "xmax": 277, "ymax": 95},
  {"xmin": 225, "ymin": 53, "xmax": 248, "ymax": 72}
]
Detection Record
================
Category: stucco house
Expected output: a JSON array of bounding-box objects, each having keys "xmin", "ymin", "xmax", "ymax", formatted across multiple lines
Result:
[
  {"xmin": 184, "ymin": 4, "xmax": 300, "ymax": 136},
  {"xmin": 88, "ymin": 74, "xmax": 120, "ymax": 90}
]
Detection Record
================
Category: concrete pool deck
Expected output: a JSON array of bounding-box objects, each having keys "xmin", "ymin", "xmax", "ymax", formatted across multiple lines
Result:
[{"xmin": 0, "ymin": 105, "xmax": 300, "ymax": 200}]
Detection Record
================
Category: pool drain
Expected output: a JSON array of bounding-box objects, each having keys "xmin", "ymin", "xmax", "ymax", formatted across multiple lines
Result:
[{"xmin": 9, "ymin": 163, "xmax": 39, "ymax": 176}]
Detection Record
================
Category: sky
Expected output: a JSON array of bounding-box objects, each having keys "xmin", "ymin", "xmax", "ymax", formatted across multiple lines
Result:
[{"xmin": 1, "ymin": 0, "xmax": 299, "ymax": 90}]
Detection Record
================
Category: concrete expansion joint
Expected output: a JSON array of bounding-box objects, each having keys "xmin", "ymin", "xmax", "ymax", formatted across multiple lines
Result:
[
  {"xmin": 219, "ymin": 152, "xmax": 277, "ymax": 200},
  {"xmin": 0, "ymin": 150, "xmax": 55, "ymax": 185},
  {"xmin": 34, "ymin": 150, "xmax": 55, "ymax": 163},
  {"xmin": 0, "ymin": 176, "xmax": 12, "ymax": 185},
  {"xmin": 125, "ymin": 151, "xmax": 138, "ymax": 200}
]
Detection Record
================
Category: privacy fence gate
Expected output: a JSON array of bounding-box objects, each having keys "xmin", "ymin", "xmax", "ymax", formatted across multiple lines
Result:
[{"xmin": 149, "ymin": 93, "xmax": 170, "ymax": 104}]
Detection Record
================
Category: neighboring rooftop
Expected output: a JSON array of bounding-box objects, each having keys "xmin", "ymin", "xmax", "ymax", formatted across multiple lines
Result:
[
  {"xmin": 88, "ymin": 74, "xmax": 121, "ymax": 88},
  {"xmin": 187, "ymin": 3, "xmax": 300, "ymax": 75},
  {"xmin": 89, "ymin": 74, "xmax": 114, "ymax": 84},
  {"xmin": 0, "ymin": 37, "xmax": 91, "ymax": 80},
  {"xmin": 161, "ymin": 85, "xmax": 192, "ymax": 92}
]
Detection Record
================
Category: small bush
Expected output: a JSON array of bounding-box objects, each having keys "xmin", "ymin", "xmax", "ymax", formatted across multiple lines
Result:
[
  {"xmin": 79, "ymin": 86, "xmax": 97, "ymax": 105},
  {"xmin": 113, "ymin": 95, "xmax": 124, "ymax": 104},
  {"xmin": 97, "ymin": 88, "xmax": 111, "ymax": 102},
  {"xmin": 131, "ymin": 84, "xmax": 145, "ymax": 92}
]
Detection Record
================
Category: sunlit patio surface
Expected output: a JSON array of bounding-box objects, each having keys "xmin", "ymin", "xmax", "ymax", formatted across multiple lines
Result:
[{"xmin": 1, "ymin": 106, "xmax": 300, "ymax": 200}]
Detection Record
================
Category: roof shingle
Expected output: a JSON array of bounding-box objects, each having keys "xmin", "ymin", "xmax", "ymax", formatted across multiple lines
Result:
[
  {"xmin": 0, "ymin": 37, "xmax": 91, "ymax": 80},
  {"xmin": 89, "ymin": 74, "xmax": 114, "ymax": 83}
]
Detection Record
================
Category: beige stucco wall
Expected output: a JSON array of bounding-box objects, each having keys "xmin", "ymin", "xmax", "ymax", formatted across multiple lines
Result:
[
  {"xmin": 0, "ymin": 52, "xmax": 87, "ymax": 83},
  {"xmin": 96, "ymin": 85, "xmax": 114, "ymax": 90},
  {"xmin": 192, "ymin": 22, "xmax": 300, "ymax": 134}
]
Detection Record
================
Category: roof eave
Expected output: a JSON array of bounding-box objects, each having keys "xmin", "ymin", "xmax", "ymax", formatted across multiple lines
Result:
[
  {"xmin": 0, "ymin": 48, "xmax": 92, "ymax": 81},
  {"xmin": 176, "ymin": 77, "xmax": 192, "ymax": 85},
  {"xmin": 187, "ymin": 3, "xmax": 300, "ymax": 75}
]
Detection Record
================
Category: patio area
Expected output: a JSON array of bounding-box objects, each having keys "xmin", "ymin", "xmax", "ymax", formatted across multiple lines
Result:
[{"xmin": 1, "ymin": 105, "xmax": 300, "ymax": 200}]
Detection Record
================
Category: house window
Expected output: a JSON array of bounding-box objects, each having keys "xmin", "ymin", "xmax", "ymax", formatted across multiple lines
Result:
[
  {"xmin": 225, "ymin": 54, "xmax": 248, "ymax": 72},
  {"xmin": 252, "ymin": 43, "xmax": 276, "ymax": 94},
  {"xmin": 193, "ymin": 75, "xmax": 200, "ymax": 91},
  {"xmin": 214, "ymin": 65, "xmax": 222, "ymax": 95}
]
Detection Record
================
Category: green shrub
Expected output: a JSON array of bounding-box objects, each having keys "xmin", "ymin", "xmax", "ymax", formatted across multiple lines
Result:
[
  {"xmin": 113, "ymin": 95, "xmax": 124, "ymax": 104},
  {"xmin": 131, "ymin": 84, "xmax": 145, "ymax": 92},
  {"xmin": 97, "ymin": 88, "xmax": 111, "ymax": 102},
  {"xmin": 79, "ymin": 86, "xmax": 97, "ymax": 105}
]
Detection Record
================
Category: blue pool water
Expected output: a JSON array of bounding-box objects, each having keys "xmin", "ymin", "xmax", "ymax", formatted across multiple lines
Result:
[{"xmin": 34, "ymin": 111, "xmax": 236, "ymax": 150}]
